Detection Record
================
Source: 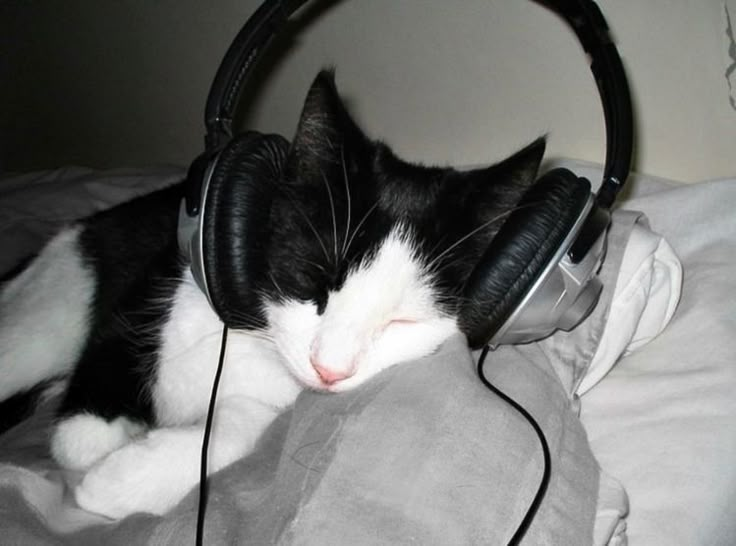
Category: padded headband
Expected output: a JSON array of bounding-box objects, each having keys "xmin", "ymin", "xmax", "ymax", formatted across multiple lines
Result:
[{"xmin": 198, "ymin": 0, "xmax": 633, "ymax": 210}]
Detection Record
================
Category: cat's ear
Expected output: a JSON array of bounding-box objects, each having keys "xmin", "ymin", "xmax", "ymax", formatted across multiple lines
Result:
[
  {"xmin": 286, "ymin": 69, "xmax": 370, "ymax": 178},
  {"xmin": 462, "ymin": 137, "xmax": 546, "ymax": 208},
  {"xmin": 481, "ymin": 137, "xmax": 546, "ymax": 190}
]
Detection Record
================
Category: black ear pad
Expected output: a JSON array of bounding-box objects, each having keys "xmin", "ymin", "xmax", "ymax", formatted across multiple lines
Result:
[
  {"xmin": 202, "ymin": 131, "xmax": 289, "ymax": 328},
  {"xmin": 459, "ymin": 168, "xmax": 592, "ymax": 348}
]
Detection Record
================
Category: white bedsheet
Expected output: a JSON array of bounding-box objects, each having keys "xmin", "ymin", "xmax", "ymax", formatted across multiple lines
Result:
[
  {"xmin": 0, "ymin": 166, "xmax": 182, "ymax": 275},
  {"xmin": 572, "ymin": 166, "xmax": 736, "ymax": 545},
  {"xmin": 579, "ymin": 213, "xmax": 683, "ymax": 545},
  {"xmin": 580, "ymin": 219, "xmax": 682, "ymax": 396}
]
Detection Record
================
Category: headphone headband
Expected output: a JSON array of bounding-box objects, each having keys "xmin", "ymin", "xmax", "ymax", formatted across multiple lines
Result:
[
  {"xmin": 181, "ymin": 0, "xmax": 630, "ymax": 348},
  {"xmin": 540, "ymin": 0, "xmax": 634, "ymax": 208},
  {"xmin": 204, "ymin": 0, "xmax": 306, "ymax": 152},
  {"xmin": 202, "ymin": 0, "xmax": 633, "ymax": 209}
]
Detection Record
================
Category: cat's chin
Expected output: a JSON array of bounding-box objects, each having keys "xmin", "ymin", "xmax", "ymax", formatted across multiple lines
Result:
[
  {"xmin": 307, "ymin": 383, "xmax": 343, "ymax": 394},
  {"xmin": 286, "ymin": 366, "xmax": 360, "ymax": 393},
  {"xmin": 301, "ymin": 379, "xmax": 335, "ymax": 393},
  {"xmin": 292, "ymin": 372, "xmax": 353, "ymax": 393},
  {"xmin": 293, "ymin": 363, "xmax": 392, "ymax": 394}
]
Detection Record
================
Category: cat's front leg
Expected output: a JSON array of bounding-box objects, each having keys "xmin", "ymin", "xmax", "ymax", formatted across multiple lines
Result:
[{"xmin": 74, "ymin": 396, "xmax": 279, "ymax": 519}]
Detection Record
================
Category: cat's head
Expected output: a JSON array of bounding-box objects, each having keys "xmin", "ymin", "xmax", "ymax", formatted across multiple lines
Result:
[{"xmin": 259, "ymin": 70, "xmax": 544, "ymax": 392}]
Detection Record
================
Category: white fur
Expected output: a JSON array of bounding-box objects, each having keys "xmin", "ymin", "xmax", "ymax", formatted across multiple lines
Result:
[
  {"xmin": 74, "ymin": 397, "xmax": 281, "ymax": 518},
  {"xmin": 50, "ymin": 414, "xmax": 144, "ymax": 471},
  {"xmin": 71, "ymin": 271, "xmax": 303, "ymax": 517},
  {"xmin": 0, "ymin": 227, "xmax": 93, "ymax": 401},
  {"xmin": 153, "ymin": 273, "xmax": 301, "ymax": 426},
  {"xmin": 11, "ymin": 225, "xmax": 460, "ymax": 519},
  {"xmin": 267, "ymin": 225, "xmax": 459, "ymax": 392}
]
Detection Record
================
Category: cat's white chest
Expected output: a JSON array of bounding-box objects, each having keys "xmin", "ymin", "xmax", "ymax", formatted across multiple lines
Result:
[{"xmin": 152, "ymin": 272, "xmax": 302, "ymax": 427}]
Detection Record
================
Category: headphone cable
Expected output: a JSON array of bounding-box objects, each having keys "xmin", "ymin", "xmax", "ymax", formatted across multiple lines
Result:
[
  {"xmin": 196, "ymin": 324, "xmax": 229, "ymax": 546},
  {"xmin": 476, "ymin": 345, "xmax": 551, "ymax": 545},
  {"xmin": 194, "ymin": 333, "xmax": 548, "ymax": 545}
]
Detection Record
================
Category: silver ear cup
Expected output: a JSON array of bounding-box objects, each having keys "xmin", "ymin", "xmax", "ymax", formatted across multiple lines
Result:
[
  {"xmin": 177, "ymin": 199, "xmax": 209, "ymax": 298},
  {"xmin": 177, "ymin": 155, "xmax": 220, "ymax": 308},
  {"xmin": 488, "ymin": 195, "xmax": 607, "ymax": 347}
]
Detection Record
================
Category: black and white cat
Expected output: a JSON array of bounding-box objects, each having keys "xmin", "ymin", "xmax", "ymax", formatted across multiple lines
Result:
[{"xmin": 0, "ymin": 71, "xmax": 545, "ymax": 519}]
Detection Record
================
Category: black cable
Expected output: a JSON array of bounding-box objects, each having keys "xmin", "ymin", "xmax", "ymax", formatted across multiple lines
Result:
[
  {"xmin": 193, "ymin": 331, "xmax": 546, "ymax": 546},
  {"xmin": 476, "ymin": 345, "xmax": 551, "ymax": 546},
  {"xmin": 194, "ymin": 331, "xmax": 547, "ymax": 546},
  {"xmin": 196, "ymin": 325, "xmax": 229, "ymax": 546}
]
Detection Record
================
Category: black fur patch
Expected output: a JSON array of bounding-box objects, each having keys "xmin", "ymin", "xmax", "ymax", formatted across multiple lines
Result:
[
  {"xmin": 262, "ymin": 71, "xmax": 546, "ymax": 323},
  {"xmin": 58, "ymin": 184, "xmax": 186, "ymax": 425}
]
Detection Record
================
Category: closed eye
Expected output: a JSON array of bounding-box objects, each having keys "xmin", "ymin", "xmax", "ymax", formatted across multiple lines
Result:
[
  {"xmin": 375, "ymin": 318, "xmax": 419, "ymax": 340},
  {"xmin": 387, "ymin": 318, "xmax": 418, "ymax": 326}
]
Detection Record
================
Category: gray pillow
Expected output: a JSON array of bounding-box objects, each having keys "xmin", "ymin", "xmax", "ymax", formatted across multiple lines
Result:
[{"xmin": 0, "ymin": 211, "xmax": 640, "ymax": 546}]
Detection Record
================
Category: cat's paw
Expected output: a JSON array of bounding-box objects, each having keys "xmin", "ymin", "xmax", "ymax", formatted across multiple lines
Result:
[{"xmin": 74, "ymin": 435, "xmax": 197, "ymax": 519}]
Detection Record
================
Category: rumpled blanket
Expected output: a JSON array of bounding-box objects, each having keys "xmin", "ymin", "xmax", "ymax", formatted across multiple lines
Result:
[{"xmin": 0, "ymin": 167, "xmax": 682, "ymax": 545}]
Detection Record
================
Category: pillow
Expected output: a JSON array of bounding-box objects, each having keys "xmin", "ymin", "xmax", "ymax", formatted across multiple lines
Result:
[
  {"xmin": 582, "ymin": 177, "xmax": 736, "ymax": 544},
  {"xmin": 578, "ymin": 217, "xmax": 682, "ymax": 394}
]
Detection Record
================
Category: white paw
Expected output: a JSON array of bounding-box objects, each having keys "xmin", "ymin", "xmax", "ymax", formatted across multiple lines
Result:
[
  {"xmin": 51, "ymin": 414, "xmax": 145, "ymax": 471},
  {"xmin": 74, "ymin": 434, "xmax": 198, "ymax": 519}
]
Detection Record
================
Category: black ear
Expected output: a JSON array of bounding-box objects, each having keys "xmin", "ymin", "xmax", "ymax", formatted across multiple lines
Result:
[
  {"xmin": 285, "ymin": 70, "xmax": 373, "ymax": 180},
  {"xmin": 496, "ymin": 137, "xmax": 546, "ymax": 186},
  {"xmin": 463, "ymin": 137, "xmax": 547, "ymax": 208},
  {"xmin": 290, "ymin": 70, "xmax": 364, "ymax": 166}
]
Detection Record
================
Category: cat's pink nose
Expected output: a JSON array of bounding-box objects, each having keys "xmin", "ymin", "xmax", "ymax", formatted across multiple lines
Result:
[{"xmin": 310, "ymin": 356, "xmax": 354, "ymax": 385}]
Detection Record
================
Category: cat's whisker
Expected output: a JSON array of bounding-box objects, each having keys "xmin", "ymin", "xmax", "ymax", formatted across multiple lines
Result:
[
  {"xmin": 225, "ymin": 318, "xmax": 276, "ymax": 342},
  {"xmin": 113, "ymin": 310, "xmax": 136, "ymax": 332},
  {"xmin": 221, "ymin": 301, "xmax": 278, "ymax": 333},
  {"xmin": 291, "ymin": 255, "xmax": 327, "ymax": 273},
  {"xmin": 343, "ymin": 201, "xmax": 379, "ymax": 258},
  {"xmin": 269, "ymin": 272, "xmax": 286, "ymax": 300},
  {"xmin": 224, "ymin": 306, "xmax": 270, "ymax": 328},
  {"xmin": 320, "ymin": 168, "xmax": 340, "ymax": 265},
  {"xmin": 340, "ymin": 145, "xmax": 352, "ymax": 259},
  {"xmin": 232, "ymin": 328, "xmax": 277, "ymax": 345},
  {"xmin": 111, "ymin": 308, "xmax": 162, "ymax": 338},
  {"xmin": 274, "ymin": 183, "xmax": 333, "ymax": 266},
  {"xmin": 424, "ymin": 203, "xmax": 538, "ymax": 275},
  {"xmin": 299, "ymin": 218, "xmax": 331, "ymax": 266},
  {"xmin": 426, "ymin": 235, "xmax": 450, "ymax": 262},
  {"xmin": 242, "ymin": 330, "xmax": 277, "ymax": 343},
  {"xmin": 324, "ymin": 133, "xmax": 335, "ymax": 152}
]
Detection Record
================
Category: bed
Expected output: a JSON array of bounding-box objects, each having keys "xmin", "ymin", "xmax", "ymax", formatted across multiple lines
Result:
[{"xmin": 0, "ymin": 160, "xmax": 733, "ymax": 545}]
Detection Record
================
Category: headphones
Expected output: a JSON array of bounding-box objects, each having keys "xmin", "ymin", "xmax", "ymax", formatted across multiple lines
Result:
[{"xmin": 177, "ymin": 0, "xmax": 633, "ymax": 349}]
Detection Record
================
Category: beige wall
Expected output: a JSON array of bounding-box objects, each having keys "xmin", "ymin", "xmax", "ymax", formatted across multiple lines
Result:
[{"xmin": 1, "ymin": 1, "xmax": 734, "ymax": 182}]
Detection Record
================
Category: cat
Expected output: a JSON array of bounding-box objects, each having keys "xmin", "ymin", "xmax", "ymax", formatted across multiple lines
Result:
[{"xmin": 0, "ymin": 70, "xmax": 545, "ymax": 519}]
